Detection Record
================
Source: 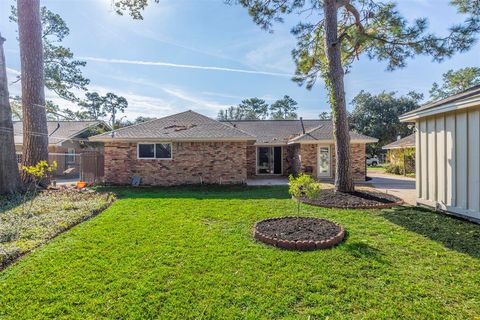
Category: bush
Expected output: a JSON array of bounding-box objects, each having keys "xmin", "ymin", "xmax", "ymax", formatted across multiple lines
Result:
[
  {"xmin": 288, "ymin": 173, "xmax": 321, "ymax": 200},
  {"xmin": 385, "ymin": 163, "xmax": 403, "ymax": 175}
]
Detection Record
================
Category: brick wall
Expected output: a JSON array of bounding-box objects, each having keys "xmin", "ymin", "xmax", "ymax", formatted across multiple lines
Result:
[
  {"xmin": 293, "ymin": 143, "xmax": 366, "ymax": 180},
  {"xmin": 331, "ymin": 143, "xmax": 366, "ymax": 180},
  {"xmin": 104, "ymin": 141, "xmax": 247, "ymax": 186},
  {"xmin": 246, "ymin": 145, "xmax": 256, "ymax": 177},
  {"xmin": 300, "ymin": 144, "xmax": 318, "ymax": 177}
]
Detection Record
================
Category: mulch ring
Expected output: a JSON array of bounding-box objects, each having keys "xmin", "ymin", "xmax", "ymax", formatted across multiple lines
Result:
[
  {"xmin": 254, "ymin": 217, "xmax": 345, "ymax": 251},
  {"xmin": 298, "ymin": 186, "xmax": 403, "ymax": 209}
]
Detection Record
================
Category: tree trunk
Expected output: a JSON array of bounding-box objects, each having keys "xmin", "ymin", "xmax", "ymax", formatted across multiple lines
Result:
[
  {"xmin": 17, "ymin": 0, "xmax": 49, "ymax": 185},
  {"xmin": 0, "ymin": 33, "xmax": 22, "ymax": 194},
  {"xmin": 323, "ymin": 0, "xmax": 354, "ymax": 193}
]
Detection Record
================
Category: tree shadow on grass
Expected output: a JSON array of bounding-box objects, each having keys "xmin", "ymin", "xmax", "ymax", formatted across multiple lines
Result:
[
  {"xmin": 342, "ymin": 241, "xmax": 391, "ymax": 266},
  {"xmin": 381, "ymin": 206, "xmax": 480, "ymax": 259},
  {"xmin": 97, "ymin": 184, "xmax": 291, "ymax": 200},
  {"xmin": 0, "ymin": 192, "xmax": 37, "ymax": 214}
]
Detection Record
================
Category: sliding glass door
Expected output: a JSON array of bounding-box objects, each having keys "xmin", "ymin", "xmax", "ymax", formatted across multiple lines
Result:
[{"xmin": 257, "ymin": 146, "xmax": 282, "ymax": 175}]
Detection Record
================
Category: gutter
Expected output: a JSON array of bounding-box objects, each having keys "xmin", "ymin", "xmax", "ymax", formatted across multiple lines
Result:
[{"xmin": 400, "ymin": 95, "xmax": 480, "ymax": 122}]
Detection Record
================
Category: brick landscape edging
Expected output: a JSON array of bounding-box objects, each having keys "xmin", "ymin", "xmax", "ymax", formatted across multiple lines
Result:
[
  {"xmin": 253, "ymin": 217, "xmax": 345, "ymax": 251},
  {"xmin": 297, "ymin": 197, "xmax": 404, "ymax": 209}
]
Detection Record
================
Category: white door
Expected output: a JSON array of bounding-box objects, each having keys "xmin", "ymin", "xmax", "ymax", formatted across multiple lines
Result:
[{"xmin": 317, "ymin": 146, "xmax": 331, "ymax": 177}]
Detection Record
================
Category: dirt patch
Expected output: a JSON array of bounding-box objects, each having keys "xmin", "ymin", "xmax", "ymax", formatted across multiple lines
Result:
[
  {"xmin": 299, "ymin": 186, "xmax": 403, "ymax": 209},
  {"xmin": 254, "ymin": 217, "xmax": 345, "ymax": 250}
]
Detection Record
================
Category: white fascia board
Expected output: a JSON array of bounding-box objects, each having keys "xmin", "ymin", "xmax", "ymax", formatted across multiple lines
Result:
[
  {"xmin": 88, "ymin": 137, "xmax": 254, "ymax": 143},
  {"xmin": 400, "ymin": 95, "xmax": 480, "ymax": 122}
]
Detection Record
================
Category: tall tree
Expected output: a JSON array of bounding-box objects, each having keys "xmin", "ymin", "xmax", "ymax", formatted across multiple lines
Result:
[
  {"xmin": 350, "ymin": 90, "xmax": 422, "ymax": 155},
  {"xmin": 238, "ymin": 97, "xmax": 269, "ymax": 120},
  {"xmin": 112, "ymin": 0, "xmax": 479, "ymax": 192},
  {"xmin": 79, "ymin": 92, "xmax": 106, "ymax": 120},
  {"xmin": 270, "ymin": 95, "xmax": 298, "ymax": 120},
  {"xmin": 10, "ymin": 5, "xmax": 90, "ymax": 103},
  {"xmin": 103, "ymin": 92, "xmax": 128, "ymax": 129},
  {"xmin": 230, "ymin": 0, "xmax": 477, "ymax": 193},
  {"xmin": 319, "ymin": 111, "xmax": 332, "ymax": 120},
  {"xmin": 17, "ymin": 0, "xmax": 49, "ymax": 184},
  {"xmin": 0, "ymin": 33, "xmax": 22, "ymax": 194},
  {"xmin": 218, "ymin": 106, "xmax": 245, "ymax": 121},
  {"xmin": 429, "ymin": 67, "xmax": 480, "ymax": 101}
]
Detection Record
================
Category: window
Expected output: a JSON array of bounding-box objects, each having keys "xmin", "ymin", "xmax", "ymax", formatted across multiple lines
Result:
[
  {"xmin": 138, "ymin": 143, "xmax": 172, "ymax": 159},
  {"xmin": 156, "ymin": 143, "xmax": 172, "ymax": 159},
  {"xmin": 138, "ymin": 144, "xmax": 154, "ymax": 158},
  {"xmin": 66, "ymin": 148, "xmax": 76, "ymax": 164}
]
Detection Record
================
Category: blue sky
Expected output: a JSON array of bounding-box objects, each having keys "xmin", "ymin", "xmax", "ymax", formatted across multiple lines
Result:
[{"xmin": 1, "ymin": 0, "xmax": 479, "ymax": 120}]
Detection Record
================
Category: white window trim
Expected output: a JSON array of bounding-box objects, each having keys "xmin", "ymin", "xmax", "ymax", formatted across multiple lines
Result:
[
  {"xmin": 137, "ymin": 142, "xmax": 173, "ymax": 160},
  {"xmin": 317, "ymin": 145, "xmax": 332, "ymax": 178},
  {"xmin": 66, "ymin": 148, "xmax": 76, "ymax": 164}
]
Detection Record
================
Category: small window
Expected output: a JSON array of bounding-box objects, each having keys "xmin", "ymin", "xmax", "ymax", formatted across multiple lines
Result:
[
  {"xmin": 138, "ymin": 144, "xmax": 155, "ymax": 158},
  {"xmin": 66, "ymin": 148, "xmax": 76, "ymax": 164},
  {"xmin": 155, "ymin": 143, "xmax": 172, "ymax": 159},
  {"xmin": 138, "ymin": 143, "xmax": 172, "ymax": 159}
]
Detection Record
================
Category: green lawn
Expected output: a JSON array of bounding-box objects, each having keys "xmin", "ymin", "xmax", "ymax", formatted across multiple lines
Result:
[{"xmin": 1, "ymin": 186, "xmax": 479, "ymax": 319}]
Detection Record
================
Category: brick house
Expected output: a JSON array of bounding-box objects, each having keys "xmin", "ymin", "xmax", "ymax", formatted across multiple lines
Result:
[
  {"xmin": 14, "ymin": 120, "xmax": 110, "ymax": 177},
  {"xmin": 89, "ymin": 110, "xmax": 377, "ymax": 186}
]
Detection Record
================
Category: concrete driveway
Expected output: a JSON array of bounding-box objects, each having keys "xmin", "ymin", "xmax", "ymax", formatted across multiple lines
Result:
[{"xmin": 363, "ymin": 172, "xmax": 416, "ymax": 205}]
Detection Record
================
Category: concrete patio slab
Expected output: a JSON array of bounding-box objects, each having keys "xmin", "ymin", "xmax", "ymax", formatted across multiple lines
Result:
[
  {"xmin": 247, "ymin": 177, "xmax": 289, "ymax": 186},
  {"xmin": 361, "ymin": 172, "xmax": 416, "ymax": 205}
]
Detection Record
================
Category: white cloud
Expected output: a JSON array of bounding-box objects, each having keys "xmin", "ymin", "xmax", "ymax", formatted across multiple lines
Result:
[
  {"xmin": 161, "ymin": 87, "xmax": 228, "ymax": 111},
  {"xmin": 244, "ymin": 38, "xmax": 296, "ymax": 74},
  {"xmin": 80, "ymin": 56, "xmax": 292, "ymax": 77},
  {"xmin": 6, "ymin": 67, "xmax": 20, "ymax": 76}
]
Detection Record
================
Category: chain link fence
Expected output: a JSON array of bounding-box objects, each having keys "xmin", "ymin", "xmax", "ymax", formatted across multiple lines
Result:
[{"xmin": 16, "ymin": 151, "xmax": 104, "ymax": 185}]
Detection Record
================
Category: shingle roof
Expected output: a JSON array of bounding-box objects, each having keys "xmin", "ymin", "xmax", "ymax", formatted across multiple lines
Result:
[
  {"xmin": 89, "ymin": 111, "xmax": 378, "ymax": 144},
  {"xmin": 288, "ymin": 123, "xmax": 378, "ymax": 144},
  {"xmin": 401, "ymin": 85, "xmax": 480, "ymax": 119},
  {"xmin": 382, "ymin": 134, "xmax": 415, "ymax": 150},
  {"xmin": 223, "ymin": 119, "xmax": 328, "ymax": 144},
  {"xmin": 13, "ymin": 120, "xmax": 106, "ymax": 145},
  {"xmin": 89, "ymin": 110, "xmax": 254, "ymax": 142}
]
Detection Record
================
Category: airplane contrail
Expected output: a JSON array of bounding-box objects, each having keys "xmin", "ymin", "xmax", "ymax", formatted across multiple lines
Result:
[{"xmin": 80, "ymin": 56, "xmax": 292, "ymax": 77}]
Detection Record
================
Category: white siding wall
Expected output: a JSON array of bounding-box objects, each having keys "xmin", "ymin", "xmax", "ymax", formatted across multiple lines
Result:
[{"xmin": 416, "ymin": 107, "xmax": 480, "ymax": 220}]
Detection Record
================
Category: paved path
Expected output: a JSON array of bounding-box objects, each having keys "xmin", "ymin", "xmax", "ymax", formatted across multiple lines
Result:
[
  {"xmin": 246, "ymin": 173, "xmax": 417, "ymax": 205},
  {"xmin": 247, "ymin": 177, "xmax": 289, "ymax": 186},
  {"xmin": 362, "ymin": 172, "xmax": 416, "ymax": 205}
]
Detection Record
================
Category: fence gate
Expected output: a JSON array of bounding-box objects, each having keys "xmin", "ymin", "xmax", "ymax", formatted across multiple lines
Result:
[{"xmin": 80, "ymin": 151, "xmax": 104, "ymax": 184}]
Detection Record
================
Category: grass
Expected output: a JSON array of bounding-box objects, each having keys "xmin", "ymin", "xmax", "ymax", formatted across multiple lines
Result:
[
  {"xmin": 367, "ymin": 165, "xmax": 416, "ymax": 178},
  {"xmin": 0, "ymin": 190, "xmax": 114, "ymax": 269},
  {"xmin": 367, "ymin": 165, "xmax": 385, "ymax": 172},
  {"xmin": 1, "ymin": 185, "xmax": 479, "ymax": 319}
]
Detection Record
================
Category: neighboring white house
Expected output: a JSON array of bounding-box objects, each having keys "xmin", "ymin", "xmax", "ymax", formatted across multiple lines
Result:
[{"xmin": 400, "ymin": 85, "xmax": 480, "ymax": 222}]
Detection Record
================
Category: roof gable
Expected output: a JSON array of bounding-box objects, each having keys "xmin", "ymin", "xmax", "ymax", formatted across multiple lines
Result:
[
  {"xmin": 382, "ymin": 134, "xmax": 415, "ymax": 150},
  {"xmin": 224, "ymin": 119, "xmax": 327, "ymax": 144},
  {"xmin": 13, "ymin": 120, "xmax": 107, "ymax": 145},
  {"xmin": 288, "ymin": 124, "xmax": 378, "ymax": 144},
  {"xmin": 90, "ymin": 110, "xmax": 254, "ymax": 142}
]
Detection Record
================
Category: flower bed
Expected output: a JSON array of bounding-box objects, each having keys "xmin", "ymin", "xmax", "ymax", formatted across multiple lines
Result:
[
  {"xmin": 297, "ymin": 186, "xmax": 403, "ymax": 209},
  {"xmin": 0, "ymin": 189, "xmax": 115, "ymax": 270},
  {"xmin": 254, "ymin": 217, "xmax": 345, "ymax": 251}
]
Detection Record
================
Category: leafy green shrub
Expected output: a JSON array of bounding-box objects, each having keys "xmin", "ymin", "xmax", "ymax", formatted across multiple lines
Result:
[
  {"xmin": 288, "ymin": 173, "xmax": 321, "ymax": 200},
  {"xmin": 385, "ymin": 163, "xmax": 403, "ymax": 175}
]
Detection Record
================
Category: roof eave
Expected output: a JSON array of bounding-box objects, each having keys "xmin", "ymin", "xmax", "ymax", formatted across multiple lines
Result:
[
  {"xmin": 382, "ymin": 144, "xmax": 415, "ymax": 150},
  {"xmin": 89, "ymin": 137, "xmax": 255, "ymax": 143},
  {"xmin": 400, "ymin": 95, "xmax": 480, "ymax": 122},
  {"xmin": 287, "ymin": 138, "xmax": 378, "ymax": 144}
]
